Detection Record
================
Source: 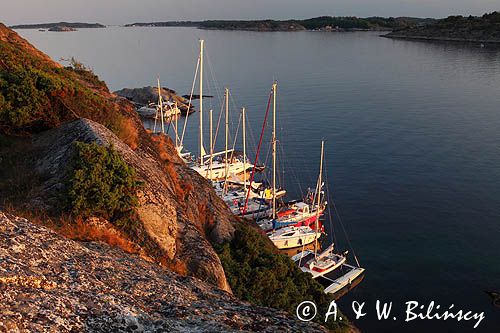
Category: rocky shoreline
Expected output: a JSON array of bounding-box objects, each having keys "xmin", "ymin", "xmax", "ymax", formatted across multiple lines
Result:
[{"xmin": 0, "ymin": 212, "xmax": 327, "ymax": 332}]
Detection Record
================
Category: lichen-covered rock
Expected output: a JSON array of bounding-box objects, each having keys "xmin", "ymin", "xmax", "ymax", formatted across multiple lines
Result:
[
  {"xmin": 0, "ymin": 212, "xmax": 327, "ymax": 332},
  {"xmin": 30, "ymin": 118, "xmax": 235, "ymax": 293}
]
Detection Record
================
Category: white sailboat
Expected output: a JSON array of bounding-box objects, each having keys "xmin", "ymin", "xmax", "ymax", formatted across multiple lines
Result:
[
  {"xmin": 267, "ymin": 130, "xmax": 322, "ymax": 249},
  {"xmin": 190, "ymin": 40, "xmax": 255, "ymax": 180},
  {"xmin": 216, "ymin": 103, "xmax": 284, "ymax": 204},
  {"xmin": 292, "ymin": 141, "xmax": 365, "ymax": 297},
  {"xmin": 267, "ymin": 225, "xmax": 320, "ymax": 250}
]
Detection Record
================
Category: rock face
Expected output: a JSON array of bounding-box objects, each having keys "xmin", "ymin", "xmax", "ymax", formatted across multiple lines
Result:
[
  {"xmin": 31, "ymin": 118, "xmax": 235, "ymax": 293},
  {"xmin": 114, "ymin": 87, "xmax": 194, "ymax": 114},
  {"xmin": 1, "ymin": 23, "xmax": 234, "ymax": 294},
  {"xmin": 0, "ymin": 212, "xmax": 327, "ymax": 332}
]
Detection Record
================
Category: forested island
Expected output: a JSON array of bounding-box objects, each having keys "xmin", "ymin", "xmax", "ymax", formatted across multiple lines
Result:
[
  {"xmin": 10, "ymin": 22, "xmax": 105, "ymax": 29},
  {"xmin": 125, "ymin": 16, "xmax": 435, "ymax": 31},
  {"xmin": 384, "ymin": 11, "xmax": 500, "ymax": 43}
]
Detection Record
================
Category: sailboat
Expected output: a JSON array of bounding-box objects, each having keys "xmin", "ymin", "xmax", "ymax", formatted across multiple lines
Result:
[
  {"xmin": 267, "ymin": 134, "xmax": 323, "ymax": 250},
  {"xmin": 291, "ymin": 141, "xmax": 365, "ymax": 297},
  {"xmin": 267, "ymin": 225, "xmax": 320, "ymax": 250},
  {"xmin": 257, "ymin": 187, "xmax": 326, "ymax": 232},
  {"xmin": 257, "ymin": 95, "xmax": 326, "ymax": 233},
  {"xmin": 229, "ymin": 81, "xmax": 293, "ymax": 221},
  {"xmin": 217, "ymin": 104, "xmax": 284, "ymax": 204},
  {"xmin": 189, "ymin": 40, "xmax": 255, "ymax": 181}
]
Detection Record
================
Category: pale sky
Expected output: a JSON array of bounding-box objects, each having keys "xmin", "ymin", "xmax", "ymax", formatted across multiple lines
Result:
[{"xmin": 2, "ymin": 0, "xmax": 499, "ymax": 26}]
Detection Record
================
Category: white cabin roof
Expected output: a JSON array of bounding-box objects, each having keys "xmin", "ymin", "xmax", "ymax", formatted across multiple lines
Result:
[{"xmin": 294, "ymin": 202, "xmax": 308, "ymax": 209}]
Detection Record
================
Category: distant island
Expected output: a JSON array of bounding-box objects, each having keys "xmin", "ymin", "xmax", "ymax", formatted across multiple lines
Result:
[
  {"xmin": 125, "ymin": 16, "xmax": 435, "ymax": 32},
  {"xmin": 384, "ymin": 11, "xmax": 500, "ymax": 43},
  {"xmin": 10, "ymin": 22, "xmax": 105, "ymax": 29}
]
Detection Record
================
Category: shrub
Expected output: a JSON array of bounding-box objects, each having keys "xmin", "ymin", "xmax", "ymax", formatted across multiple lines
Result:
[
  {"xmin": 214, "ymin": 222, "xmax": 350, "ymax": 331},
  {"xmin": 67, "ymin": 141, "xmax": 142, "ymax": 226}
]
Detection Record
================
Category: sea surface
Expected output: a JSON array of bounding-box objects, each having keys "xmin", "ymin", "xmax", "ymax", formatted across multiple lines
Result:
[{"xmin": 17, "ymin": 27, "xmax": 500, "ymax": 332}]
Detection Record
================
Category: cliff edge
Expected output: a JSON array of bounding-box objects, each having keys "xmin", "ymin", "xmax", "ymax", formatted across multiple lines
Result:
[{"xmin": 0, "ymin": 211, "xmax": 326, "ymax": 332}]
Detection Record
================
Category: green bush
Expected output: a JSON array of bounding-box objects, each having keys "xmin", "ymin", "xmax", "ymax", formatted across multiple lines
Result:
[
  {"xmin": 214, "ymin": 222, "xmax": 350, "ymax": 331},
  {"xmin": 67, "ymin": 142, "xmax": 142, "ymax": 225}
]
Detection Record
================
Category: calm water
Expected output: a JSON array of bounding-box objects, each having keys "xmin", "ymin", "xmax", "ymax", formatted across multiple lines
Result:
[{"xmin": 18, "ymin": 27, "xmax": 500, "ymax": 332}]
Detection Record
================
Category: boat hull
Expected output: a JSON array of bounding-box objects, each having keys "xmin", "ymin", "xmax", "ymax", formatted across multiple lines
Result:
[
  {"xmin": 268, "ymin": 229, "xmax": 320, "ymax": 249},
  {"xmin": 258, "ymin": 209, "xmax": 324, "ymax": 232},
  {"xmin": 192, "ymin": 161, "xmax": 253, "ymax": 181}
]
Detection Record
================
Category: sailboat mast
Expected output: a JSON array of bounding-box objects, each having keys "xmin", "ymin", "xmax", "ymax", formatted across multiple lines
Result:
[
  {"xmin": 158, "ymin": 77, "xmax": 165, "ymax": 134},
  {"xmin": 272, "ymin": 82, "xmax": 277, "ymax": 219},
  {"xmin": 225, "ymin": 88, "xmax": 229, "ymax": 180},
  {"xmin": 209, "ymin": 109, "xmax": 213, "ymax": 179},
  {"xmin": 314, "ymin": 140, "xmax": 324, "ymax": 260},
  {"xmin": 175, "ymin": 102, "xmax": 179, "ymax": 147},
  {"xmin": 199, "ymin": 39, "xmax": 204, "ymax": 165},
  {"xmin": 242, "ymin": 107, "xmax": 247, "ymax": 190}
]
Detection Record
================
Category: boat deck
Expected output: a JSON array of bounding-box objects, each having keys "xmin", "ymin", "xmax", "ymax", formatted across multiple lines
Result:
[
  {"xmin": 316, "ymin": 263, "xmax": 365, "ymax": 297},
  {"xmin": 295, "ymin": 252, "xmax": 316, "ymax": 268}
]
